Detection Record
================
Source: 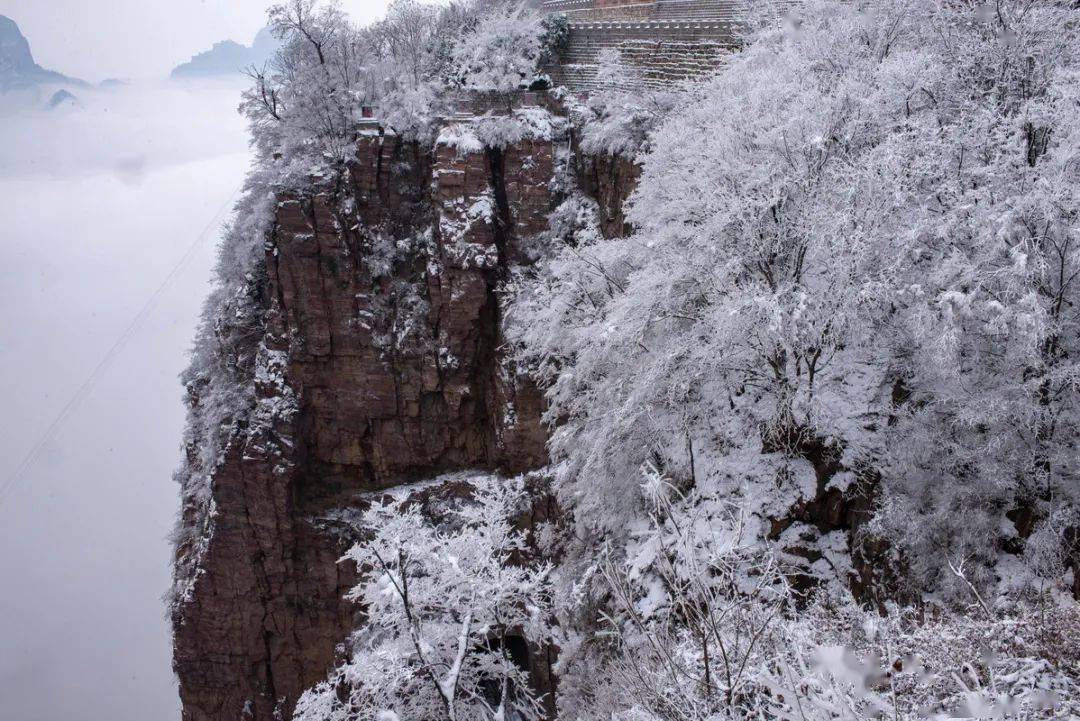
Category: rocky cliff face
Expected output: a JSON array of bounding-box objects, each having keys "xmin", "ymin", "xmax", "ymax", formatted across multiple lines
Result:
[
  {"xmin": 170, "ymin": 94, "xmax": 919, "ymax": 721},
  {"xmin": 171, "ymin": 99, "xmax": 605, "ymax": 721}
]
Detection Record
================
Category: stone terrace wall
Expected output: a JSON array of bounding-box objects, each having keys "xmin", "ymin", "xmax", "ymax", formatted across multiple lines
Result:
[
  {"xmin": 542, "ymin": 0, "xmax": 745, "ymax": 92},
  {"xmin": 544, "ymin": 0, "xmax": 744, "ymax": 22},
  {"xmin": 549, "ymin": 20, "xmax": 736, "ymax": 92},
  {"xmin": 652, "ymin": 0, "xmax": 744, "ymax": 20},
  {"xmin": 544, "ymin": 0, "xmax": 655, "ymax": 21}
]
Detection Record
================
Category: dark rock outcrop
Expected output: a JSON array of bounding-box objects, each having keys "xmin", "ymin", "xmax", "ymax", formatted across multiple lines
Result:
[
  {"xmin": 576, "ymin": 149, "xmax": 639, "ymax": 238},
  {"xmin": 46, "ymin": 88, "xmax": 77, "ymax": 109}
]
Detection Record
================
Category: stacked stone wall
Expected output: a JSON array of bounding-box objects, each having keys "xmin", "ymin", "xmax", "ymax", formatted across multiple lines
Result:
[
  {"xmin": 549, "ymin": 20, "xmax": 736, "ymax": 91},
  {"xmin": 541, "ymin": 0, "xmax": 747, "ymax": 92},
  {"xmin": 651, "ymin": 0, "xmax": 743, "ymax": 20},
  {"xmin": 544, "ymin": 0, "xmax": 744, "ymax": 21},
  {"xmin": 545, "ymin": 0, "xmax": 656, "ymax": 21}
]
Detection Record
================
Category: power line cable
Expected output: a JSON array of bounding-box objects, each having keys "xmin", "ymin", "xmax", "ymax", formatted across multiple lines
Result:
[{"xmin": 0, "ymin": 185, "xmax": 241, "ymax": 508}]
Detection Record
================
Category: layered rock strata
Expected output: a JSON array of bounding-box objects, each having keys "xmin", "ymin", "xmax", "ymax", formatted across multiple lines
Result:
[{"xmin": 172, "ymin": 105, "xmax": 571, "ymax": 721}]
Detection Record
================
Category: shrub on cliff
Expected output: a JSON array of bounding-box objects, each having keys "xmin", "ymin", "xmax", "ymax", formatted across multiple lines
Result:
[
  {"xmin": 576, "ymin": 48, "xmax": 697, "ymax": 159},
  {"xmin": 293, "ymin": 477, "xmax": 553, "ymax": 721},
  {"xmin": 450, "ymin": 4, "xmax": 543, "ymax": 95},
  {"xmin": 562, "ymin": 464, "xmax": 1080, "ymax": 719},
  {"xmin": 239, "ymin": 0, "xmax": 548, "ymax": 164}
]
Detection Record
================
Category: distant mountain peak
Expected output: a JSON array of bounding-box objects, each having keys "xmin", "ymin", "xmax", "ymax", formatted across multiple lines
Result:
[
  {"xmin": 0, "ymin": 14, "xmax": 34, "ymax": 73},
  {"xmin": 171, "ymin": 27, "xmax": 280, "ymax": 79},
  {"xmin": 0, "ymin": 14, "xmax": 84, "ymax": 91}
]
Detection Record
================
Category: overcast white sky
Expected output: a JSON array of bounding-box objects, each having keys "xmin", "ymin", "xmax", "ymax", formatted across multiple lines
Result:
[{"xmin": 0, "ymin": 0, "xmax": 396, "ymax": 82}]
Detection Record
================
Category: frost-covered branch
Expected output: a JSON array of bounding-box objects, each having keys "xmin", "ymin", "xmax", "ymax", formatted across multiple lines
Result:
[{"xmin": 294, "ymin": 476, "xmax": 553, "ymax": 721}]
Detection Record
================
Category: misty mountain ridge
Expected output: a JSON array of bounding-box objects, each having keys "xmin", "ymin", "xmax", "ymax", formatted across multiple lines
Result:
[
  {"xmin": 46, "ymin": 88, "xmax": 78, "ymax": 109},
  {"xmin": 171, "ymin": 27, "xmax": 279, "ymax": 79},
  {"xmin": 0, "ymin": 15, "xmax": 84, "ymax": 92}
]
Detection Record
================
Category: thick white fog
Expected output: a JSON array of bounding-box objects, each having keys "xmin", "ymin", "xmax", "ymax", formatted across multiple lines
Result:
[{"xmin": 0, "ymin": 79, "xmax": 251, "ymax": 721}]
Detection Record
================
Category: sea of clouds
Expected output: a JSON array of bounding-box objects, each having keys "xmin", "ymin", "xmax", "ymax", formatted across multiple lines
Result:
[{"xmin": 0, "ymin": 77, "xmax": 251, "ymax": 721}]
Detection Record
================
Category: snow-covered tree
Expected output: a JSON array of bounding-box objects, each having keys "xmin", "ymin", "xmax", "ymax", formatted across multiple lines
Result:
[
  {"xmin": 238, "ymin": 0, "xmax": 382, "ymax": 180},
  {"xmin": 450, "ymin": 3, "xmax": 543, "ymax": 95},
  {"xmin": 293, "ymin": 477, "xmax": 553, "ymax": 721},
  {"xmin": 179, "ymin": 0, "xmax": 1080, "ymax": 718},
  {"xmin": 585, "ymin": 464, "xmax": 793, "ymax": 719},
  {"xmin": 240, "ymin": 0, "xmax": 549, "ymax": 156},
  {"xmin": 558, "ymin": 469, "xmax": 1080, "ymax": 721},
  {"xmin": 510, "ymin": 0, "xmax": 1080, "ymax": 602},
  {"xmin": 363, "ymin": 0, "xmax": 459, "ymax": 140},
  {"xmin": 577, "ymin": 48, "xmax": 699, "ymax": 159},
  {"xmin": 370, "ymin": 0, "xmax": 443, "ymax": 88}
]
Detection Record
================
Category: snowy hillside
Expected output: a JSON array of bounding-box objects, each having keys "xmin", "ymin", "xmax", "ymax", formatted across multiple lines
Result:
[{"xmin": 170, "ymin": 1, "xmax": 1080, "ymax": 719}]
